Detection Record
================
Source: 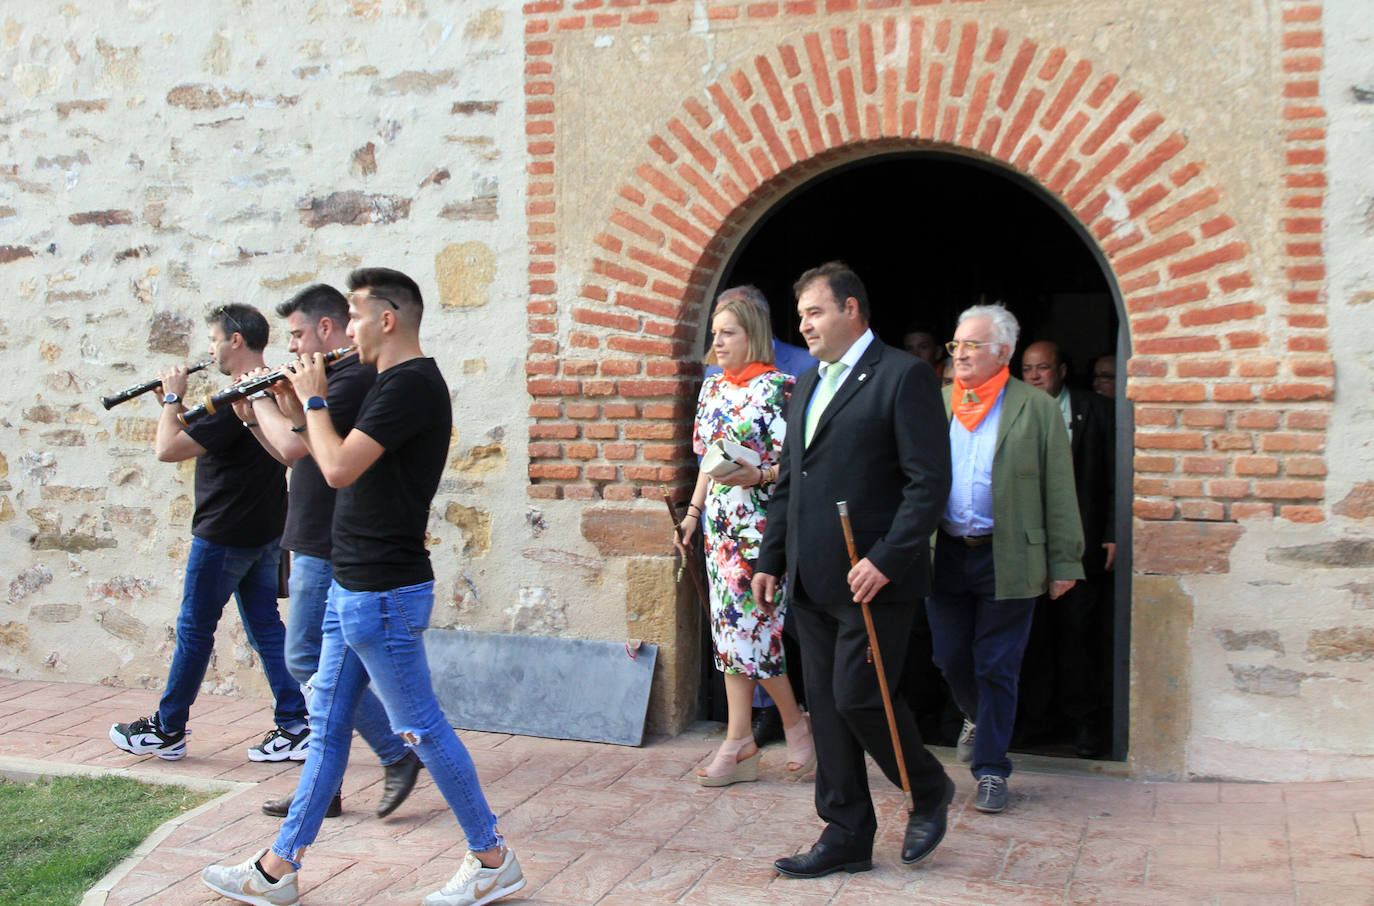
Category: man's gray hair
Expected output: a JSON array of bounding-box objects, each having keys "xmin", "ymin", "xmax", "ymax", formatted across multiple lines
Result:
[
  {"xmin": 958, "ymin": 303, "xmax": 1020, "ymax": 352},
  {"xmin": 716, "ymin": 284, "xmax": 771, "ymax": 313}
]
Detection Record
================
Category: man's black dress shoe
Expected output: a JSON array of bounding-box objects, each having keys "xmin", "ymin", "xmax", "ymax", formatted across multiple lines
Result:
[
  {"xmin": 377, "ymin": 750, "xmax": 423, "ymax": 817},
  {"xmin": 774, "ymin": 842, "xmax": 873, "ymax": 879},
  {"xmin": 262, "ymin": 790, "xmax": 341, "ymax": 818},
  {"xmin": 901, "ymin": 776, "xmax": 956, "ymax": 865},
  {"xmin": 751, "ymin": 706, "xmax": 784, "ymax": 747}
]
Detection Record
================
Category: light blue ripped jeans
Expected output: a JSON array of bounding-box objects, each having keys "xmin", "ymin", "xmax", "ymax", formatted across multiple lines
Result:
[{"xmin": 272, "ymin": 580, "xmax": 500, "ymax": 868}]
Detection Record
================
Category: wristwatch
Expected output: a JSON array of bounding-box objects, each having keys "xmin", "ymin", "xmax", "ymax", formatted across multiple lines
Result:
[
  {"xmin": 305, "ymin": 396, "xmax": 328, "ymax": 411},
  {"xmin": 161, "ymin": 392, "xmax": 181, "ymax": 406}
]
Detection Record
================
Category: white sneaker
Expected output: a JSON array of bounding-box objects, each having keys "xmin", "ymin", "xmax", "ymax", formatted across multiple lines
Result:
[
  {"xmin": 248, "ymin": 725, "xmax": 310, "ymax": 762},
  {"xmin": 109, "ymin": 715, "xmax": 188, "ymax": 760},
  {"xmin": 201, "ymin": 849, "xmax": 301, "ymax": 906},
  {"xmin": 956, "ymin": 719, "xmax": 976, "ymax": 763},
  {"xmin": 424, "ymin": 848, "xmax": 526, "ymax": 906}
]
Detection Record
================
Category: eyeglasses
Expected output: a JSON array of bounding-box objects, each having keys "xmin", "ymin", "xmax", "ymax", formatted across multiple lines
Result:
[
  {"xmin": 347, "ymin": 290, "xmax": 400, "ymax": 310},
  {"xmin": 945, "ymin": 339, "xmax": 998, "ymax": 355},
  {"xmin": 211, "ymin": 306, "xmax": 244, "ymax": 340}
]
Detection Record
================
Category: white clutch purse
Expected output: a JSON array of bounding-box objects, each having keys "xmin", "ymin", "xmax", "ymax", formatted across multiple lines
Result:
[{"xmin": 701, "ymin": 438, "xmax": 761, "ymax": 479}]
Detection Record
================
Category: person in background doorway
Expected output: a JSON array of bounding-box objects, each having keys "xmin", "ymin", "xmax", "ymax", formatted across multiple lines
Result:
[
  {"xmin": 1092, "ymin": 354, "xmax": 1116, "ymax": 399},
  {"xmin": 901, "ymin": 325, "xmax": 941, "ymax": 368},
  {"xmin": 1017, "ymin": 340, "xmax": 1116, "ymax": 757}
]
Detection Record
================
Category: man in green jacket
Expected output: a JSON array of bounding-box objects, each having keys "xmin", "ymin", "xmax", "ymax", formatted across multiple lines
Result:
[{"xmin": 926, "ymin": 304, "xmax": 1084, "ymax": 814}]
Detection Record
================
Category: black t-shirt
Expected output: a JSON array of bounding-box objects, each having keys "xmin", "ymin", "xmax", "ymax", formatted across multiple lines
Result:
[
  {"xmin": 280, "ymin": 355, "xmax": 377, "ymax": 559},
  {"xmin": 331, "ymin": 358, "xmax": 451, "ymax": 591},
  {"xmin": 183, "ymin": 405, "xmax": 287, "ymax": 547}
]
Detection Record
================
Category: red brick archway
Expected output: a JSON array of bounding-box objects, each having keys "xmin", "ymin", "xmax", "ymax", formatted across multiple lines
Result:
[{"xmin": 525, "ymin": 5, "xmax": 1330, "ymax": 526}]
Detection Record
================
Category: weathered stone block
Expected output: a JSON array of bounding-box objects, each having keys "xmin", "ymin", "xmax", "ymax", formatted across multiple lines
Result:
[
  {"xmin": 1130, "ymin": 575, "xmax": 1192, "ymax": 780},
  {"xmin": 68, "ymin": 210, "xmax": 133, "ymax": 227},
  {"xmin": 582, "ymin": 508, "xmax": 672, "ymax": 557},
  {"xmin": 0, "ymin": 622, "xmax": 30, "ymax": 651},
  {"xmin": 1214, "ymin": 628, "xmax": 1283, "ymax": 654},
  {"xmin": 7, "ymin": 565, "xmax": 53, "ymax": 605},
  {"xmin": 435, "ymin": 241, "xmax": 496, "ymax": 309},
  {"xmin": 165, "ymin": 84, "xmax": 300, "ymax": 109},
  {"xmin": 40, "ymin": 485, "xmax": 104, "ymax": 501},
  {"xmin": 89, "ymin": 576, "xmax": 158, "ymax": 601},
  {"xmin": 444, "ymin": 502, "xmax": 492, "ymax": 556},
  {"xmin": 0, "ymin": 246, "xmax": 35, "ymax": 264},
  {"xmin": 297, "ymin": 192, "xmax": 410, "ymax": 227},
  {"xmin": 1227, "ymin": 663, "xmax": 1310, "ymax": 697},
  {"xmin": 451, "ymin": 441, "xmax": 506, "ymax": 474},
  {"xmin": 1307, "ymin": 626, "xmax": 1374, "ymax": 661},
  {"xmin": 115, "ymin": 417, "xmax": 158, "ymax": 444},
  {"xmin": 1268, "ymin": 538, "xmax": 1374, "ymax": 569},
  {"xmin": 148, "ymin": 311, "xmax": 194, "ymax": 356},
  {"xmin": 627, "ymin": 556, "xmax": 699, "ymax": 736},
  {"xmin": 30, "ymin": 603, "xmax": 80, "ymax": 623},
  {"xmin": 1333, "ymin": 482, "xmax": 1374, "ymax": 519},
  {"xmin": 96, "ymin": 608, "xmax": 147, "ymax": 643},
  {"xmin": 508, "ymin": 586, "xmax": 567, "ymax": 634},
  {"xmin": 1134, "ymin": 521, "xmax": 1245, "ymax": 574},
  {"xmin": 29, "ymin": 510, "xmax": 117, "ymax": 552}
]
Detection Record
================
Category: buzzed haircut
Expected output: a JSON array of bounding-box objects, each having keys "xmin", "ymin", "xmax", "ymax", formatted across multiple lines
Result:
[
  {"xmin": 348, "ymin": 267, "xmax": 424, "ymax": 315},
  {"xmin": 793, "ymin": 260, "xmax": 870, "ymax": 322},
  {"xmin": 207, "ymin": 303, "xmax": 269, "ymax": 352},
  {"xmin": 276, "ymin": 284, "xmax": 348, "ymax": 326}
]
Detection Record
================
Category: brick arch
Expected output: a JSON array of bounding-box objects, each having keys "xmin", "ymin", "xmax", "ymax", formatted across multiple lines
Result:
[{"xmin": 528, "ymin": 13, "xmax": 1331, "ymax": 521}]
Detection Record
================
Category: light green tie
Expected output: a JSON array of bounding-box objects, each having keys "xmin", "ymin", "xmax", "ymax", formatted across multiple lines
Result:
[{"xmin": 805, "ymin": 361, "xmax": 847, "ymax": 446}]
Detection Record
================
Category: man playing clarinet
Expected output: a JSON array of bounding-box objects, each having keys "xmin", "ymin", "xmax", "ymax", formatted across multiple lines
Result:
[
  {"xmin": 202, "ymin": 268, "xmax": 524, "ymax": 906},
  {"xmin": 233, "ymin": 284, "xmax": 423, "ymax": 820},
  {"xmin": 110, "ymin": 304, "xmax": 307, "ymax": 762}
]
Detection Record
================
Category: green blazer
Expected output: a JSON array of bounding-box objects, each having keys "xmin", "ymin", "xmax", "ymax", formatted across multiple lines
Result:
[{"xmin": 942, "ymin": 377, "xmax": 1085, "ymax": 599}]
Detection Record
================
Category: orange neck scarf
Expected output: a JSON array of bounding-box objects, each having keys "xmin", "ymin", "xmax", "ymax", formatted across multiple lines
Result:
[
  {"xmin": 721, "ymin": 362, "xmax": 777, "ymax": 387},
  {"xmin": 951, "ymin": 366, "xmax": 1010, "ymax": 431}
]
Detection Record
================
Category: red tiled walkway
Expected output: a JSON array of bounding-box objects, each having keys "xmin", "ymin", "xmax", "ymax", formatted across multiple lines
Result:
[{"xmin": 4, "ymin": 679, "xmax": 1370, "ymax": 905}]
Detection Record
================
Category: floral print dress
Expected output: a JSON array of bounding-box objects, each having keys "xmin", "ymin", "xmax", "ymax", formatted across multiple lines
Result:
[{"xmin": 692, "ymin": 370, "xmax": 794, "ymax": 678}]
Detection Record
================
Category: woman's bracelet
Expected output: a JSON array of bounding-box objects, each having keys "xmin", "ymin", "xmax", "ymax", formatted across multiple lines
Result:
[{"xmin": 686, "ymin": 503, "xmax": 702, "ymax": 518}]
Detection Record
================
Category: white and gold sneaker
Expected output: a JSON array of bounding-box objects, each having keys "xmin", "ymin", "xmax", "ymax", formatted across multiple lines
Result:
[
  {"xmin": 201, "ymin": 849, "xmax": 301, "ymax": 906},
  {"xmin": 424, "ymin": 848, "xmax": 526, "ymax": 906}
]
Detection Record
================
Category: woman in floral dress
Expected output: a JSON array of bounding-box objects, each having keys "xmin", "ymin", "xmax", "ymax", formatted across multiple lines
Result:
[{"xmin": 677, "ymin": 292, "xmax": 815, "ymax": 786}]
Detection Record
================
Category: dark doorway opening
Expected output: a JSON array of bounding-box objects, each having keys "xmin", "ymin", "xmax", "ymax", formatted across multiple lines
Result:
[{"xmin": 697, "ymin": 150, "xmax": 1130, "ymax": 763}]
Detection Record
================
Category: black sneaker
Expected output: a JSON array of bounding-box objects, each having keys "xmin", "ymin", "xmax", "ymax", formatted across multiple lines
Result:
[
  {"xmin": 248, "ymin": 725, "xmax": 310, "ymax": 762},
  {"xmin": 110, "ymin": 715, "xmax": 188, "ymax": 760}
]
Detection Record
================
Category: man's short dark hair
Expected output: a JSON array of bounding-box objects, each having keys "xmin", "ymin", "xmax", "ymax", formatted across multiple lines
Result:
[
  {"xmin": 347, "ymin": 267, "xmax": 423, "ymax": 315},
  {"xmin": 793, "ymin": 261, "xmax": 870, "ymax": 322},
  {"xmin": 275, "ymin": 284, "xmax": 348, "ymax": 326},
  {"xmin": 207, "ymin": 303, "xmax": 269, "ymax": 352}
]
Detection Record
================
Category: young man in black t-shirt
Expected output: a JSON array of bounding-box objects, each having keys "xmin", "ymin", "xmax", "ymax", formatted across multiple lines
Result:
[
  {"xmin": 109, "ymin": 304, "xmax": 306, "ymax": 763},
  {"xmin": 234, "ymin": 283, "xmax": 423, "ymax": 821},
  {"xmin": 203, "ymin": 269, "xmax": 523, "ymax": 906}
]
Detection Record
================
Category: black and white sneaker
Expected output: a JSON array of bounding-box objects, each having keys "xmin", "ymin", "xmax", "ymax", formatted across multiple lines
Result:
[
  {"xmin": 110, "ymin": 715, "xmax": 188, "ymax": 760},
  {"xmin": 249, "ymin": 725, "xmax": 310, "ymax": 762}
]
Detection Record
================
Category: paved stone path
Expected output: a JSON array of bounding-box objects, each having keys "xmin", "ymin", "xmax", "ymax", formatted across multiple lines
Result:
[{"xmin": 2, "ymin": 678, "xmax": 1371, "ymax": 905}]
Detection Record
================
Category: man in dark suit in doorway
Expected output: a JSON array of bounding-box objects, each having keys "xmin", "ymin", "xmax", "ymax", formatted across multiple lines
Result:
[
  {"xmin": 1019, "ymin": 340, "xmax": 1116, "ymax": 757},
  {"xmin": 753, "ymin": 261, "xmax": 953, "ymax": 878}
]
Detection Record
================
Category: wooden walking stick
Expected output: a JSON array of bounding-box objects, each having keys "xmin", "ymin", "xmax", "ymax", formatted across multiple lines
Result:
[
  {"xmin": 663, "ymin": 487, "xmax": 710, "ymax": 615},
  {"xmin": 836, "ymin": 499, "xmax": 914, "ymax": 814}
]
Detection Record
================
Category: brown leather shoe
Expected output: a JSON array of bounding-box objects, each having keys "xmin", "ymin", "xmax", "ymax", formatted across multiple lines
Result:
[
  {"xmin": 262, "ymin": 790, "xmax": 341, "ymax": 818},
  {"xmin": 376, "ymin": 750, "xmax": 423, "ymax": 818}
]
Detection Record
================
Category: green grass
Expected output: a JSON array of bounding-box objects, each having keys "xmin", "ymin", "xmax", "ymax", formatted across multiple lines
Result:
[{"xmin": 0, "ymin": 774, "xmax": 216, "ymax": 906}]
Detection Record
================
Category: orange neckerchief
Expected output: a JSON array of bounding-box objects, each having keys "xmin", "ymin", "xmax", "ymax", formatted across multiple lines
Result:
[
  {"xmin": 721, "ymin": 362, "xmax": 778, "ymax": 387},
  {"xmin": 951, "ymin": 366, "xmax": 1010, "ymax": 431}
]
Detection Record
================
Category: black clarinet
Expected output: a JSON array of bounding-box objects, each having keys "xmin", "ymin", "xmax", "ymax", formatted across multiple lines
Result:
[
  {"xmin": 101, "ymin": 360, "xmax": 213, "ymax": 410},
  {"xmin": 177, "ymin": 346, "xmax": 356, "ymax": 426}
]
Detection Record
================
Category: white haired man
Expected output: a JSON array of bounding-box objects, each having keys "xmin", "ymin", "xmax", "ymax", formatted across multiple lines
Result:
[{"xmin": 926, "ymin": 304, "xmax": 1084, "ymax": 814}]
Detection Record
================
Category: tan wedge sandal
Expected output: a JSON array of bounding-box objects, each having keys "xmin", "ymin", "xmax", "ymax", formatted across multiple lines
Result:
[
  {"xmin": 783, "ymin": 714, "xmax": 817, "ymax": 779},
  {"xmin": 696, "ymin": 735, "xmax": 761, "ymax": 787}
]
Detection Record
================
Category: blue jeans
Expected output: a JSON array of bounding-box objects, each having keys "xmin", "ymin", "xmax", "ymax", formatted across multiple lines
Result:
[
  {"xmin": 157, "ymin": 536, "xmax": 307, "ymax": 733},
  {"xmin": 926, "ymin": 538, "xmax": 1036, "ymax": 780},
  {"xmin": 273, "ymin": 580, "xmax": 499, "ymax": 868},
  {"xmin": 285, "ymin": 554, "xmax": 407, "ymax": 767}
]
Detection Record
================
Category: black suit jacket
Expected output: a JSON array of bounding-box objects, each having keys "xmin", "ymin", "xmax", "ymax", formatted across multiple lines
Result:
[
  {"xmin": 756, "ymin": 338, "xmax": 951, "ymax": 605},
  {"xmin": 1067, "ymin": 388, "xmax": 1115, "ymax": 575}
]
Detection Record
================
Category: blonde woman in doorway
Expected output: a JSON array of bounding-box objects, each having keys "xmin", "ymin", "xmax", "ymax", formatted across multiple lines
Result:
[{"xmin": 677, "ymin": 290, "xmax": 815, "ymax": 786}]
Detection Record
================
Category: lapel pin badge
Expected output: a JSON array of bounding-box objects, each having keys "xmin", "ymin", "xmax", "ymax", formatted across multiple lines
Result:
[{"xmin": 857, "ymin": 372, "xmax": 868, "ymax": 382}]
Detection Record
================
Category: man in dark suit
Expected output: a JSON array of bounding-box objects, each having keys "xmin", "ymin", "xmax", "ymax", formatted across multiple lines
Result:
[
  {"xmin": 753, "ymin": 262, "xmax": 953, "ymax": 879},
  {"xmin": 1019, "ymin": 340, "xmax": 1116, "ymax": 757}
]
